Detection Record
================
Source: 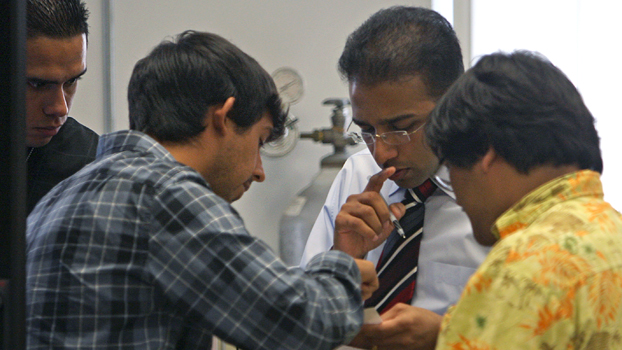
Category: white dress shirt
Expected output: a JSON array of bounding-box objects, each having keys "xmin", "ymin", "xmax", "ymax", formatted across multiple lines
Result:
[{"xmin": 300, "ymin": 148, "xmax": 490, "ymax": 315}]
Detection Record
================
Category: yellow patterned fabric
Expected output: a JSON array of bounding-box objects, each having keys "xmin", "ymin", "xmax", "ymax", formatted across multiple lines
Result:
[{"xmin": 436, "ymin": 170, "xmax": 622, "ymax": 350}]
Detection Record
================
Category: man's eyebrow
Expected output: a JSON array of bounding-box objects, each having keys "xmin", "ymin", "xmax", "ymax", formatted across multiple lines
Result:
[
  {"xmin": 351, "ymin": 119, "xmax": 371, "ymax": 127},
  {"xmin": 26, "ymin": 68, "xmax": 88, "ymax": 85},
  {"xmin": 379, "ymin": 114, "xmax": 419, "ymax": 125},
  {"xmin": 26, "ymin": 75, "xmax": 56, "ymax": 85},
  {"xmin": 352, "ymin": 113, "xmax": 419, "ymax": 127}
]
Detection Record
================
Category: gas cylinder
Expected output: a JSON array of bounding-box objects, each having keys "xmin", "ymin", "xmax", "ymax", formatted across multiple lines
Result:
[{"xmin": 279, "ymin": 98, "xmax": 362, "ymax": 266}]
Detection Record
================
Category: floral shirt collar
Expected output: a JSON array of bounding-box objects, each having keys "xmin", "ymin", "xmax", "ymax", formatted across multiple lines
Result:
[{"xmin": 492, "ymin": 170, "xmax": 603, "ymax": 240}]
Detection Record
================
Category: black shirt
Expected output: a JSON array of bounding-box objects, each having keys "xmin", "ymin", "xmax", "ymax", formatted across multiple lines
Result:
[{"xmin": 27, "ymin": 117, "xmax": 99, "ymax": 214}]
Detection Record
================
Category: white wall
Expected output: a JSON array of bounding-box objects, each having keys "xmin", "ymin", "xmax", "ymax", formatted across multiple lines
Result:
[
  {"xmin": 69, "ymin": 0, "xmax": 622, "ymax": 254},
  {"xmin": 70, "ymin": 0, "xmax": 104, "ymax": 133},
  {"xmin": 73, "ymin": 0, "xmax": 431, "ymax": 253},
  {"xmin": 472, "ymin": 0, "xmax": 622, "ymax": 210}
]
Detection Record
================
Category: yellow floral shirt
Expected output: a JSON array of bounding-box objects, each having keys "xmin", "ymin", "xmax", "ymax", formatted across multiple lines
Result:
[{"xmin": 436, "ymin": 170, "xmax": 622, "ymax": 350}]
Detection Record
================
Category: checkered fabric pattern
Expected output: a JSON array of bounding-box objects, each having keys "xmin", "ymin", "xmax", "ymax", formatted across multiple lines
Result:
[{"xmin": 26, "ymin": 130, "xmax": 364, "ymax": 350}]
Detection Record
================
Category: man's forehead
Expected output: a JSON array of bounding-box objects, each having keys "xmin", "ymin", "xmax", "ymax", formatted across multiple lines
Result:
[
  {"xmin": 26, "ymin": 35, "xmax": 87, "ymax": 80},
  {"xmin": 26, "ymin": 35, "xmax": 86, "ymax": 62},
  {"xmin": 349, "ymin": 77, "xmax": 435, "ymax": 125}
]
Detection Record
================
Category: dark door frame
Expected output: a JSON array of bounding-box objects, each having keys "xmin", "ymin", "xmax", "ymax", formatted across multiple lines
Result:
[{"xmin": 0, "ymin": 0, "xmax": 27, "ymax": 349}]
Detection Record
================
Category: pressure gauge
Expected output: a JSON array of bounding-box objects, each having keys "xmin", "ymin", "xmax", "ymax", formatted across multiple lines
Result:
[
  {"xmin": 272, "ymin": 67, "xmax": 304, "ymax": 105},
  {"xmin": 261, "ymin": 113, "xmax": 299, "ymax": 157}
]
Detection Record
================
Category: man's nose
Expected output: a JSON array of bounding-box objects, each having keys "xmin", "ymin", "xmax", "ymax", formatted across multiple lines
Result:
[
  {"xmin": 370, "ymin": 138, "xmax": 398, "ymax": 165},
  {"xmin": 43, "ymin": 86, "xmax": 69, "ymax": 117},
  {"xmin": 252, "ymin": 153, "xmax": 266, "ymax": 182}
]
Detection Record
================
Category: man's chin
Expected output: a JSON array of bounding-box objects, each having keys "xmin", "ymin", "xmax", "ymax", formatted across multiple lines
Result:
[
  {"xmin": 26, "ymin": 137, "xmax": 52, "ymax": 149},
  {"xmin": 229, "ymin": 188, "xmax": 247, "ymax": 203},
  {"xmin": 392, "ymin": 165, "xmax": 440, "ymax": 189},
  {"xmin": 394, "ymin": 176, "xmax": 428, "ymax": 189}
]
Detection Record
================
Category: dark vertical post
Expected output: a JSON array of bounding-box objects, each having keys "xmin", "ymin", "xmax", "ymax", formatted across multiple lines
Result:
[{"xmin": 0, "ymin": 0, "xmax": 28, "ymax": 349}]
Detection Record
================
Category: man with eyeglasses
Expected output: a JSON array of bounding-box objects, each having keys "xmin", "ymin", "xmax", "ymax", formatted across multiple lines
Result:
[
  {"xmin": 349, "ymin": 123, "xmax": 427, "ymax": 147},
  {"xmin": 300, "ymin": 7, "xmax": 490, "ymax": 350}
]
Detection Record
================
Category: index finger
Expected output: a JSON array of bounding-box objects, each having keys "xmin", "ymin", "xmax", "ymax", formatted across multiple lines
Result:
[
  {"xmin": 364, "ymin": 167, "xmax": 396, "ymax": 193},
  {"xmin": 354, "ymin": 318, "xmax": 403, "ymax": 345}
]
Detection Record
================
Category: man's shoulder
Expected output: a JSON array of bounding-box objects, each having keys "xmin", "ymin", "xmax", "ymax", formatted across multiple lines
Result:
[
  {"xmin": 61, "ymin": 117, "xmax": 99, "ymax": 142},
  {"xmin": 65, "ymin": 147, "xmax": 224, "ymax": 217},
  {"xmin": 344, "ymin": 148, "xmax": 377, "ymax": 169},
  {"xmin": 41, "ymin": 117, "xmax": 99, "ymax": 159}
]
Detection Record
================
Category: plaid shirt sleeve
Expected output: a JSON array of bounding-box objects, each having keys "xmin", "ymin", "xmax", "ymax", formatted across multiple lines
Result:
[
  {"xmin": 148, "ymin": 179, "xmax": 364, "ymax": 349},
  {"xmin": 27, "ymin": 151, "xmax": 364, "ymax": 350}
]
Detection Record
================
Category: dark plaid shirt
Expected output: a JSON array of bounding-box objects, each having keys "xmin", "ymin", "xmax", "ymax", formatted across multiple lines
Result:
[{"xmin": 26, "ymin": 130, "xmax": 363, "ymax": 350}]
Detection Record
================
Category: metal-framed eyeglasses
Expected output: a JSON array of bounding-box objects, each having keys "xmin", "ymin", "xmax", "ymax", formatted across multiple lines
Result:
[{"xmin": 348, "ymin": 122, "xmax": 426, "ymax": 145}]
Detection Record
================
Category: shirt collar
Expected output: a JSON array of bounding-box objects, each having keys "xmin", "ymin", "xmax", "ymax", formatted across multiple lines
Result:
[
  {"xmin": 492, "ymin": 170, "xmax": 604, "ymax": 240},
  {"xmin": 97, "ymin": 130, "xmax": 177, "ymax": 163}
]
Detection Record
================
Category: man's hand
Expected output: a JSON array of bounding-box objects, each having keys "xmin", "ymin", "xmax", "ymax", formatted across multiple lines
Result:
[
  {"xmin": 348, "ymin": 303, "xmax": 442, "ymax": 350},
  {"xmin": 354, "ymin": 259, "xmax": 379, "ymax": 300},
  {"xmin": 334, "ymin": 167, "xmax": 405, "ymax": 258}
]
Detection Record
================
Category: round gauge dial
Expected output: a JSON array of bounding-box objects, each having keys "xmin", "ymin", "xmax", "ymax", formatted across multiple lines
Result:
[
  {"xmin": 261, "ymin": 113, "xmax": 299, "ymax": 157},
  {"xmin": 272, "ymin": 67, "xmax": 304, "ymax": 105}
]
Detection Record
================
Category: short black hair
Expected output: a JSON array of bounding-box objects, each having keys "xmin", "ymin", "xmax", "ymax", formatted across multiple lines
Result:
[
  {"xmin": 127, "ymin": 30, "xmax": 286, "ymax": 144},
  {"xmin": 425, "ymin": 50, "xmax": 602, "ymax": 174},
  {"xmin": 27, "ymin": 0, "xmax": 89, "ymax": 39},
  {"xmin": 338, "ymin": 6, "xmax": 463, "ymax": 99}
]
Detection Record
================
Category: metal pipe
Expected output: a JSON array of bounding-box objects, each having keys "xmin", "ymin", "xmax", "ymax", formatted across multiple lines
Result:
[{"xmin": 102, "ymin": 0, "xmax": 115, "ymax": 132}]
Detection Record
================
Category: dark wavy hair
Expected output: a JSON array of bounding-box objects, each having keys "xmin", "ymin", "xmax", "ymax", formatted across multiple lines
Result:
[
  {"xmin": 338, "ymin": 6, "xmax": 464, "ymax": 99},
  {"xmin": 27, "ymin": 0, "xmax": 89, "ymax": 39},
  {"xmin": 426, "ymin": 50, "xmax": 602, "ymax": 174},
  {"xmin": 128, "ymin": 31, "xmax": 286, "ymax": 143}
]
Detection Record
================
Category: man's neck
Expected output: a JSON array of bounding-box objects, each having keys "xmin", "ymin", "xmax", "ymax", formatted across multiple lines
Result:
[{"xmin": 490, "ymin": 163, "xmax": 582, "ymax": 227}]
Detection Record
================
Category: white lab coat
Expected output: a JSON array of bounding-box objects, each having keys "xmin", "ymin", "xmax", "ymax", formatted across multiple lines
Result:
[{"xmin": 300, "ymin": 148, "xmax": 490, "ymax": 315}]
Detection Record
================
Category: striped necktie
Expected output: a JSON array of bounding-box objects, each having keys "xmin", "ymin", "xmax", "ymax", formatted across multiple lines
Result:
[{"xmin": 364, "ymin": 179, "xmax": 437, "ymax": 314}]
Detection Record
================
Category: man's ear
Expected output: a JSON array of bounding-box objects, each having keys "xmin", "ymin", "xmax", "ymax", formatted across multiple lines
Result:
[
  {"xmin": 209, "ymin": 97, "xmax": 235, "ymax": 134},
  {"xmin": 480, "ymin": 147, "xmax": 498, "ymax": 173}
]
